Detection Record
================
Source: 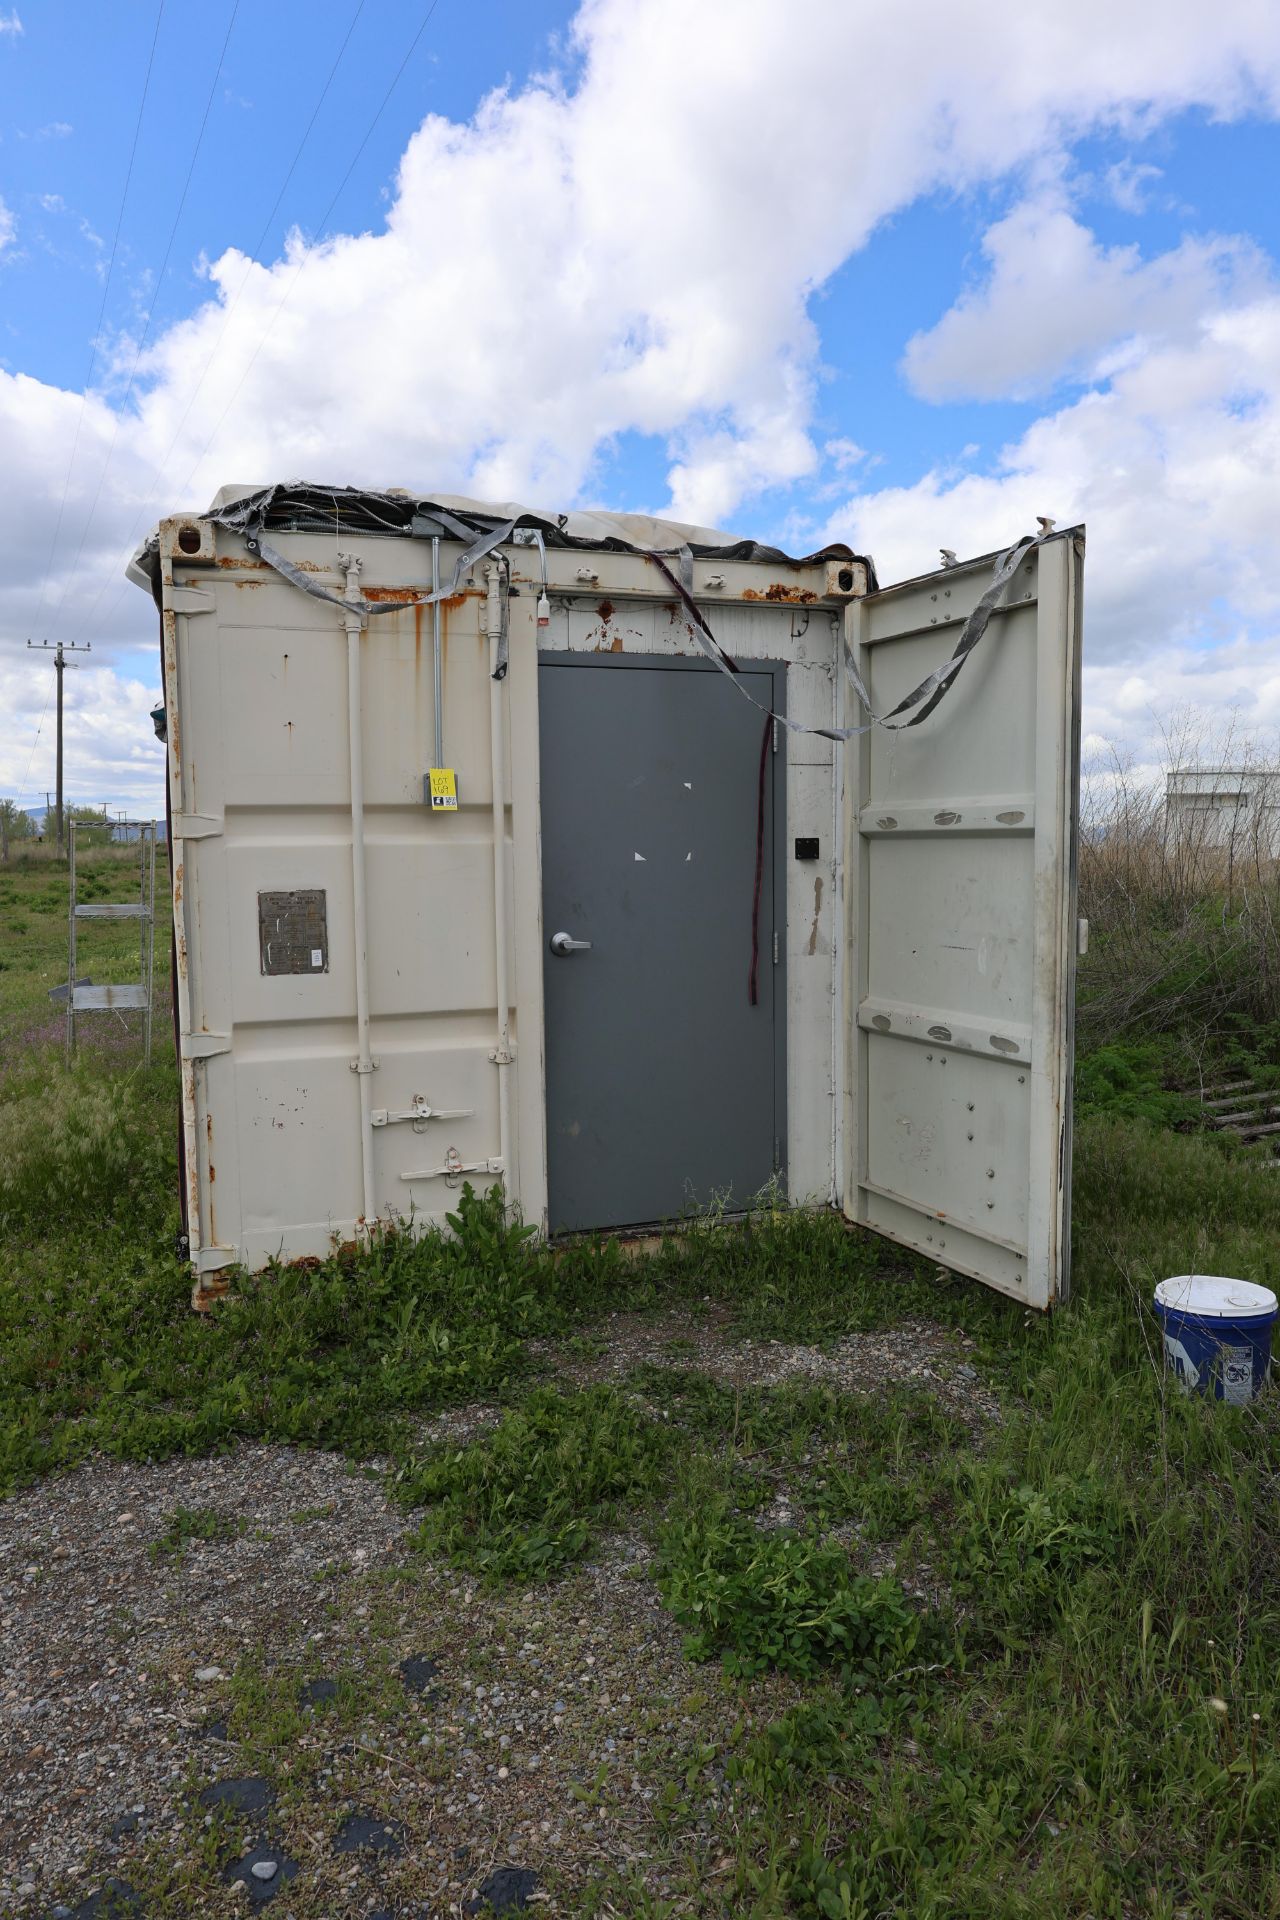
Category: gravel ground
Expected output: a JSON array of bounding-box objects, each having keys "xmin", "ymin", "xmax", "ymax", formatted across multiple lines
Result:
[
  {"xmin": 533, "ymin": 1304, "xmax": 1001, "ymax": 1426},
  {"xmin": 1, "ymin": 1310, "xmax": 989, "ymax": 1918},
  {"xmin": 0, "ymin": 1446, "xmax": 410, "ymax": 1912}
]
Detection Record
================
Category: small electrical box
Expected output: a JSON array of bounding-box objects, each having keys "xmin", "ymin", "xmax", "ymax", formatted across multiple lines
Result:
[{"xmin": 795, "ymin": 837, "xmax": 820, "ymax": 861}]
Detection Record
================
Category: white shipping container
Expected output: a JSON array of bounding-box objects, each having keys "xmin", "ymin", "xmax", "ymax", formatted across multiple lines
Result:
[{"xmin": 128, "ymin": 485, "xmax": 1083, "ymax": 1310}]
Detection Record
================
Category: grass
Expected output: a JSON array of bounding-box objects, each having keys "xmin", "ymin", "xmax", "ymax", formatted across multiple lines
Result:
[
  {"xmin": 4, "ymin": 845, "xmax": 1280, "ymax": 1915},
  {"xmin": 395, "ymin": 1382, "xmax": 675, "ymax": 1581}
]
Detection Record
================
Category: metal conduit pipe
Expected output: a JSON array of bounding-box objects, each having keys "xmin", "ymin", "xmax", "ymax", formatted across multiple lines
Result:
[
  {"xmin": 485, "ymin": 559, "xmax": 513, "ymax": 1198},
  {"xmin": 432, "ymin": 535, "xmax": 443, "ymax": 769},
  {"xmin": 341, "ymin": 552, "xmax": 378, "ymax": 1229}
]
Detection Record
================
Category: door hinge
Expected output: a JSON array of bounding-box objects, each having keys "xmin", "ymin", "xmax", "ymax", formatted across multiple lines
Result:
[
  {"xmin": 181, "ymin": 1031, "xmax": 230, "ymax": 1059},
  {"xmin": 773, "ymin": 929, "xmax": 779, "ymax": 965},
  {"xmin": 170, "ymin": 585, "xmax": 215, "ymax": 616},
  {"xmin": 193, "ymin": 1245, "xmax": 235, "ymax": 1273},
  {"xmin": 171, "ymin": 810, "xmax": 223, "ymax": 840}
]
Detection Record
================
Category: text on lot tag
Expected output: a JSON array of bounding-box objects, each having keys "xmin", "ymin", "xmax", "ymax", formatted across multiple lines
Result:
[{"xmin": 428, "ymin": 769, "xmax": 458, "ymax": 811}]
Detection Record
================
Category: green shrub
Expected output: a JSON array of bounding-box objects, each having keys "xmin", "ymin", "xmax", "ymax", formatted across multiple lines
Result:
[
  {"xmin": 947, "ymin": 1465, "xmax": 1134, "ymax": 1634},
  {"xmin": 655, "ymin": 1498, "xmax": 943, "ymax": 1681},
  {"xmin": 1074, "ymin": 1041, "xmax": 1200, "ymax": 1127},
  {"xmin": 396, "ymin": 1384, "xmax": 673, "ymax": 1581},
  {"xmin": 726, "ymin": 1692, "xmax": 888, "ymax": 1802}
]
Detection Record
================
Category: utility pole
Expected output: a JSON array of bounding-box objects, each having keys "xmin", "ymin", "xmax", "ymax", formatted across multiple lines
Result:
[{"xmin": 26, "ymin": 639, "xmax": 91, "ymax": 856}]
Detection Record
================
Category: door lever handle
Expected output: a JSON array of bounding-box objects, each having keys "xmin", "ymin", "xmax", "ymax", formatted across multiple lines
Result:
[{"xmin": 550, "ymin": 930, "xmax": 592, "ymax": 955}]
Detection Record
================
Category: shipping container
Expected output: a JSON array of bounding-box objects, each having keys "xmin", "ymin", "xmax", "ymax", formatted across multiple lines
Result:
[{"xmin": 128, "ymin": 485, "xmax": 1083, "ymax": 1311}]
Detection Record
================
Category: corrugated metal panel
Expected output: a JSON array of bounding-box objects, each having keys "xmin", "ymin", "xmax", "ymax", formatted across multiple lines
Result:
[{"xmin": 150, "ymin": 508, "xmax": 855, "ymax": 1283}]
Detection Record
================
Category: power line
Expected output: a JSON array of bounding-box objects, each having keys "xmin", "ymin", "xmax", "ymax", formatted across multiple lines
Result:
[
  {"xmin": 32, "ymin": 0, "xmax": 166, "ymax": 638},
  {"xmin": 14, "ymin": 676, "xmax": 55, "ymax": 815},
  {"xmin": 69, "ymin": 0, "xmax": 370, "ymax": 649},
  {"xmin": 62, "ymin": 0, "xmax": 443, "ymax": 656},
  {"xmin": 50, "ymin": 0, "xmax": 241, "ymax": 638},
  {"xmin": 165, "ymin": 0, "xmax": 443, "ymax": 499}
]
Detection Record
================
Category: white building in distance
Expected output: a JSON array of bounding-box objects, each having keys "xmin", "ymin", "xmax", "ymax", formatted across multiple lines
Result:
[{"xmin": 1166, "ymin": 766, "xmax": 1280, "ymax": 859}]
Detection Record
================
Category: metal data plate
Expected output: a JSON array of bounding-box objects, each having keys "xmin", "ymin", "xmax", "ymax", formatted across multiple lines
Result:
[{"xmin": 258, "ymin": 889, "xmax": 329, "ymax": 976}]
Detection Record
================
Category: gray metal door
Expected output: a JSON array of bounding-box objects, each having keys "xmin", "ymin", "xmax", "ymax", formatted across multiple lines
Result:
[{"xmin": 539, "ymin": 654, "xmax": 784, "ymax": 1233}]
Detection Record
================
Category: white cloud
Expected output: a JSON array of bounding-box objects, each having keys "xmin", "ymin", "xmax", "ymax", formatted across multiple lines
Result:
[
  {"xmin": 0, "ymin": 195, "xmax": 14, "ymax": 254},
  {"xmin": 1104, "ymin": 158, "xmax": 1164, "ymax": 214},
  {"xmin": 4, "ymin": 0, "xmax": 1280, "ymax": 808},
  {"xmin": 821, "ymin": 287, "xmax": 1280, "ymax": 758},
  {"xmin": 0, "ymin": 10, "xmax": 23, "ymax": 36},
  {"xmin": 903, "ymin": 196, "xmax": 1269, "ymax": 401},
  {"xmin": 0, "ymin": 652, "xmax": 164, "ymax": 818},
  {"xmin": 824, "ymin": 438, "xmax": 869, "ymax": 473}
]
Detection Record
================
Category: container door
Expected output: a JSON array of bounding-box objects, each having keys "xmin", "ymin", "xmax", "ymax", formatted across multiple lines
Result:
[
  {"xmin": 842, "ymin": 530, "xmax": 1083, "ymax": 1307},
  {"xmin": 539, "ymin": 654, "xmax": 785, "ymax": 1233}
]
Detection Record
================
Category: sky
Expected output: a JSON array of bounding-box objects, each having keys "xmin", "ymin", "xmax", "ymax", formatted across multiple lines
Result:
[{"xmin": 3, "ymin": 0, "xmax": 1280, "ymax": 818}]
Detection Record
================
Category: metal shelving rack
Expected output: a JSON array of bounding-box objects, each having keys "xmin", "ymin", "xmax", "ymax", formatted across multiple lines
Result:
[{"xmin": 66, "ymin": 818, "xmax": 158, "ymax": 1065}]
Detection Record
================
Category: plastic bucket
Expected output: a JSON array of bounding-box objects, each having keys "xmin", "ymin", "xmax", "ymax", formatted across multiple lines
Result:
[{"xmin": 1154, "ymin": 1274, "xmax": 1277, "ymax": 1404}]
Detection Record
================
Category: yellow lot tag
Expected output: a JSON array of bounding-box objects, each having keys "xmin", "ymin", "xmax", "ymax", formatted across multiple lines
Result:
[{"xmin": 428, "ymin": 768, "xmax": 458, "ymax": 811}]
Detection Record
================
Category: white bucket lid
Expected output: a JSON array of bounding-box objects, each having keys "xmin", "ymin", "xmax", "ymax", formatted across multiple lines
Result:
[{"xmin": 1155, "ymin": 1273, "xmax": 1278, "ymax": 1320}]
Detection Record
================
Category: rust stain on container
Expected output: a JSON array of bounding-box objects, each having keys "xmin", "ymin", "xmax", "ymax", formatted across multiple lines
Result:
[
  {"xmin": 219, "ymin": 551, "xmax": 324, "ymax": 573},
  {"xmin": 741, "ymin": 583, "xmax": 818, "ymax": 604},
  {"xmin": 597, "ymin": 598, "xmax": 615, "ymax": 624},
  {"xmin": 363, "ymin": 585, "xmax": 473, "ymax": 607},
  {"xmin": 181, "ymin": 1059, "xmax": 200, "ymax": 1221}
]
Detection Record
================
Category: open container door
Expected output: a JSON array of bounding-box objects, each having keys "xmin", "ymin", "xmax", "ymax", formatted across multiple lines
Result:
[{"xmin": 842, "ymin": 529, "xmax": 1084, "ymax": 1308}]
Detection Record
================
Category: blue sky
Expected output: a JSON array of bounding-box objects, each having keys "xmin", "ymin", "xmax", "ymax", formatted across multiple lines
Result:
[
  {"xmin": 2, "ymin": 3, "xmax": 560, "ymax": 392},
  {"xmin": 3, "ymin": 0, "xmax": 1280, "ymax": 811}
]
